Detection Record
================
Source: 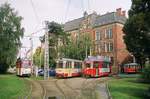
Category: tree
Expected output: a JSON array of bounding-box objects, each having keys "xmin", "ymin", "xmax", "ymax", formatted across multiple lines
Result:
[
  {"xmin": 33, "ymin": 47, "xmax": 44, "ymax": 67},
  {"xmin": 59, "ymin": 33, "xmax": 92, "ymax": 60},
  {"xmin": 123, "ymin": 0, "xmax": 150, "ymax": 65},
  {"xmin": 0, "ymin": 3, "xmax": 24, "ymax": 73},
  {"xmin": 41, "ymin": 21, "xmax": 68, "ymax": 68}
]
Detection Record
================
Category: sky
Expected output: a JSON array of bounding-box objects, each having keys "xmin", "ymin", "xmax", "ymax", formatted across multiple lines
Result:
[{"xmin": 0, "ymin": 0, "xmax": 131, "ymax": 57}]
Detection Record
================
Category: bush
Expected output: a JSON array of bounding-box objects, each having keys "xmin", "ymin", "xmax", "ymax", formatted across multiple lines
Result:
[
  {"xmin": 141, "ymin": 64, "xmax": 150, "ymax": 82},
  {"xmin": 0, "ymin": 63, "xmax": 9, "ymax": 74}
]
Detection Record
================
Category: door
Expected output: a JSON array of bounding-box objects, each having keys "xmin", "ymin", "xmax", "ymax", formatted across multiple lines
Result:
[{"xmin": 93, "ymin": 61, "xmax": 99, "ymax": 77}]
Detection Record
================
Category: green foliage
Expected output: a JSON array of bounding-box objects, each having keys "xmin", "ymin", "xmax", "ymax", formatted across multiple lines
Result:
[
  {"xmin": 40, "ymin": 21, "xmax": 68, "ymax": 67},
  {"xmin": 33, "ymin": 47, "xmax": 44, "ymax": 67},
  {"xmin": 141, "ymin": 64, "xmax": 150, "ymax": 82},
  {"xmin": 0, "ymin": 3, "xmax": 24, "ymax": 73},
  {"xmin": 123, "ymin": 0, "xmax": 150, "ymax": 64},
  {"xmin": 59, "ymin": 33, "xmax": 92, "ymax": 60}
]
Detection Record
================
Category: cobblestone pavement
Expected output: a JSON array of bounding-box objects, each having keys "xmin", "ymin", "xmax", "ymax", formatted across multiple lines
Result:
[{"xmin": 28, "ymin": 77, "xmax": 110, "ymax": 99}]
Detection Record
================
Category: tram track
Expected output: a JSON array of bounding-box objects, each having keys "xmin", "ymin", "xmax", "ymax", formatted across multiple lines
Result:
[
  {"xmin": 24, "ymin": 78, "xmax": 45, "ymax": 99},
  {"xmin": 54, "ymin": 79, "xmax": 67, "ymax": 99},
  {"xmin": 38, "ymin": 81, "xmax": 47, "ymax": 99},
  {"xmin": 24, "ymin": 78, "xmax": 33, "ymax": 99},
  {"xmin": 63, "ymin": 79, "xmax": 79, "ymax": 94}
]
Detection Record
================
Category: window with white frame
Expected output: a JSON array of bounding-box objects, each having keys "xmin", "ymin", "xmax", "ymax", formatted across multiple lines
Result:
[
  {"xmin": 104, "ymin": 42, "xmax": 113, "ymax": 52},
  {"xmin": 105, "ymin": 28, "xmax": 113, "ymax": 39},
  {"xmin": 95, "ymin": 31, "xmax": 101, "ymax": 40},
  {"xmin": 109, "ymin": 42, "xmax": 113, "ymax": 52}
]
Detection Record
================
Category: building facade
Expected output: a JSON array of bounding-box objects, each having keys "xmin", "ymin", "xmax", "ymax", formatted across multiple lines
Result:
[{"xmin": 64, "ymin": 8, "xmax": 132, "ymax": 73}]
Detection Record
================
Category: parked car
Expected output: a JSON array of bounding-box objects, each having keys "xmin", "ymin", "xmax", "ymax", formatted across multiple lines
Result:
[
  {"xmin": 38, "ymin": 68, "xmax": 56, "ymax": 76},
  {"xmin": 38, "ymin": 69, "xmax": 44, "ymax": 76},
  {"xmin": 49, "ymin": 68, "xmax": 56, "ymax": 76}
]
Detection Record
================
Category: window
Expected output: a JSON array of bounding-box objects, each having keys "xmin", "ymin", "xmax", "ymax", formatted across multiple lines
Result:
[
  {"xmin": 93, "ymin": 62, "xmax": 99, "ymax": 68},
  {"xmin": 74, "ymin": 62, "xmax": 82, "ymax": 69},
  {"xmin": 109, "ymin": 43, "xmax": 113, "ymax": 52},
  {"xmin": 102, "ymin": 62, "xmax": 109, "ymax": 68},
  {"xmin": 105, "ymin": 42, "xmax": 113, "ymax": 52},
  {"xmin": 95, "ymin": 31, "xmax": 101, "ymax": 40},
  {"xmin": 66, "ymin": 61, "xmax": 72, "ymax": 68},
  {"xmin": 85, "ymin": 63, "xmax": 90, "ymax": 68},
  {"xmin": 57, "ymin": 62, "xmax": 63, "ymax": 68},
  {"xmin": 105, "ymin": 28, "xmax": 113, "ymax": 39}
]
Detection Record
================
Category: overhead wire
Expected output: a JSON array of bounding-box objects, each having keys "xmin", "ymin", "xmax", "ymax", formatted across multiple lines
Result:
[
  {"xmin": 64, "ymin": 0, "xmax": 71, "ymax": 22},
  {"xmin": 81, "ymin": 0, "xmax": 85, "ymax": 13},
  {"xmin": 30, "ymin": 0, "xmax": 40, "ymax": 24},
  {"xmin": 87, "ymin": 0, "xmax": 90, "ymax": 13}
]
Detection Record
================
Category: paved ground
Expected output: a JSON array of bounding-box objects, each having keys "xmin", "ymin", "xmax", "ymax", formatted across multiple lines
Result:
[{"xmin": 27, "ymin": 77, "xmax": 110, "ymax": 99}]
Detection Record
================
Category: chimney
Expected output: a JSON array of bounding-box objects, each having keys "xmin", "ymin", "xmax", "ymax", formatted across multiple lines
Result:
[
  {"xmin": 116, "ymin": 8, "xmax": 122, "ymax": 16},
  {"xmin": 122, "ymin": 10, "xmax": 126, "ymax": 16},
  {"xmin": 83, "ymin": 11, "xmax": 88, "ymax": 17}
]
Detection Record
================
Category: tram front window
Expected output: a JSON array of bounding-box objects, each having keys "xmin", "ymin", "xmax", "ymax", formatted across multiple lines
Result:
[
  {"xmin": 85, "ymin": 63, "xmax": 90, "ymax": 68},
  {"xmin": 22, "ymin": 61, "xmax": 30, "ymax": 68},
  {"xmin": 93, "ymin": 62, "xmax": 99, "ymax": 68},
  {"xmin": 57, "ymin": 62, "xmax": 63, "ymax": 68}
]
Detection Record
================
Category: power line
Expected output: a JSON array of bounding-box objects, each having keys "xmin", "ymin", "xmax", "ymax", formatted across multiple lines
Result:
[
  {"xmin": 87, "ymin": 0, "xmax": 90, "ymax": 13},
  {"xmin": 30, "ymin": 0, "xmax": 40, "ymax": 24},
  {"xmin": 64, "ymin": 0, "xmax": 71, "ymax": 22},
  {"xmin": 81, "ymin": 0, "xmax": 85, "ymax": 13}
]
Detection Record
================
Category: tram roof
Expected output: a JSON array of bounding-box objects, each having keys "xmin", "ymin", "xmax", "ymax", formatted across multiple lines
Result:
[
  {"xmin": 123, "ymin": 63, "xmax": 139, "ymax": 66},
  {"xmin": 56, "ymin": 58, "xmax": 83, "ymax": 62},
  {"xmin": 84, "ymin": 56, "xmax": 111, "ymax": 62}
]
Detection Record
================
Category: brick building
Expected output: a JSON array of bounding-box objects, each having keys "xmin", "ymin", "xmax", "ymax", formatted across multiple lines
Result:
[{"xmin": 64, "ymin": 8, "xmax": 132, "ymax": 73}]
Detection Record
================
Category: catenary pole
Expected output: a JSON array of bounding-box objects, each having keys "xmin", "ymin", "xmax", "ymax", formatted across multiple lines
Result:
[{"xmin": 44, "ymin": 21, "xmax": 49, "ymax": 80}]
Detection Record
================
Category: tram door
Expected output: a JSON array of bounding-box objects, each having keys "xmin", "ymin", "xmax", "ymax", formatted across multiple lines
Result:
[
  {"xmin": 93, "ymin": 61, "xmax": 99, "ymax": 76},
  {"xmin": 66, "ymin": 61, "xmax": 72, "ymax": 77}
]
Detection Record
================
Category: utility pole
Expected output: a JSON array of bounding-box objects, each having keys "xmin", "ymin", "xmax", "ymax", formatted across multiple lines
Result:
[
  {"xmin": 30, "ymin": 37, "xmax": 34, "ymax": 74},
  {"xmin": 44, "ymin": 21, "xmax": 49, "ymax": 80}
]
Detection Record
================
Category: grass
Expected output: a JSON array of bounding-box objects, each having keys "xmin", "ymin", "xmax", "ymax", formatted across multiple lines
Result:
[
  {"xmin": 0, "ymin": 74, "xmax": 30, "ymax": 99},
  {"xmin": 108, "ymin": 77, "xmax": 150, "ymax": 99},
  {"xmin": 30, "ymin": 75, "xmax": 44, "ymax": 80}
]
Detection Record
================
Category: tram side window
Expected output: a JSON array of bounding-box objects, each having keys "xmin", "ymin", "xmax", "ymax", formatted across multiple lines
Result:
[
  {"xmin": 66, "ymin": 61, "xmax": 72, "ymax": 68},
  {"xmin": 74, "ymin": 62, "xmax": 82, "ymax": 69},
  {"xmin": 93, "ymin": 62, "xmax": 99, "ymax": 68},
  {"xmin": 57, "ymin": 62, "xmax": 63, "ymax": 68},
  {"xmin": 102, "ymin": 62, "xmax": 109, "ymax": 68}
]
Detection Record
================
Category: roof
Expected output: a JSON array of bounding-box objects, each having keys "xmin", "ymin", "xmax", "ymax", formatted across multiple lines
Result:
[
  {"xmin": 123, "ymin": 63, "xmax": 139, "ymax": 66},
  {"xmin": 64, "ymin": 17, "xmax": 83, "ymax": 32},
  {"xmin": 56, "ymin": 58, "xmax": 83, "ymax": 62},
  {"xmin": 64, "ymin": 12, "xmax": 127, "ymax": 32},
  {"xmin": 84, "ymin": 56, "xmax": 111, "ymax": 62},
  {"xmin": 94, "ymin": 12, "xmax": 126, "ymax": 27}
]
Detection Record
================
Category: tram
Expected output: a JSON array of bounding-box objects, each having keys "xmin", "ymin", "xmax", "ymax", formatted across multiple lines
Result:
[
  {"xmin": 122, "ymin": 63, "xmax": 141, "ymax": 73},
  {"xmin": 56, "ymin": 58, "xmax": 83, "ymax": 78},
  {"xmin": 82, "ymin": 56, "xmax": 111, "ymax": 77},
  {"xmin": 16, "ymin": 58, "xmax": 32, "ymax": 77}
]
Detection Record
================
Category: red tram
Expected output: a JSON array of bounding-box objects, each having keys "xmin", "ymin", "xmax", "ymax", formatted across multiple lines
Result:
[
  {"xmin": 123, "ymin": 63, "xmax": 141, "ymax": 73},
  {"xmin": 16, "ymin": 58, "xmax": 32, "ymax": 77},
  {"xmin": 82, "ymin": 56, "xmax": 111, "ymax": 77}
]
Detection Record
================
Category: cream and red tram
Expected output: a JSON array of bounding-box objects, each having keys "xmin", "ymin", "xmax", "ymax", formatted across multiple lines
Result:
[
  {"xmin": 16, "ymin": 58, "xmax": 32, "ymax": 77},
  {"xmin": 56, "ymin": 58, "xmax": 83, "ymax": 78},
  {"xmin": 82, "ymin": 56, "xmax": 111, "ymax": 77}
]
